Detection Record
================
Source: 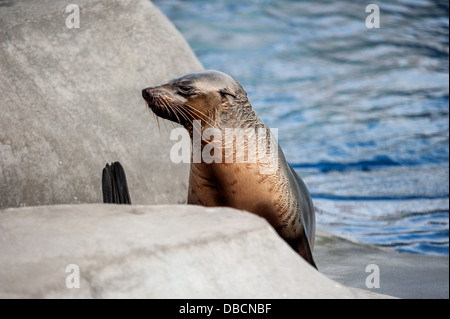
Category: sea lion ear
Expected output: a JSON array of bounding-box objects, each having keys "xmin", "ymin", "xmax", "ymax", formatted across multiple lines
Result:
[{"xmin": 219, "ymin": 88, "xmax": 237, "ymax": 102}]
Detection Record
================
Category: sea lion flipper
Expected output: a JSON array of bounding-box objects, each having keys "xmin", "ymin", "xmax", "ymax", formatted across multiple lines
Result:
[
  {"xmin": 102, "ymin": 162, "xmax": 132, "ymax": 205},
  {"xmin": 113, "ymin": 161, "xmax": 132, "ymax": 204},
  {"xmin": 102, "ymin": 164, "xmax": 113, "ymax": 203},
  {"xmin": 286, "ymin": 236, "xmax": 317, "ymax": 269},
  {"xmin": 297, "ymin": 237, "xmax": 318, "ymax": 270}
]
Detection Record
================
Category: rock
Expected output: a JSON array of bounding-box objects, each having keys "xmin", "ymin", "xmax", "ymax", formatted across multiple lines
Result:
[
  {"xmin": 314, "ymin": 228, "xmax": 449, "ymax": 299},
  {"xmin": 0, "ymin": 0, "xmax": 203, "ymax": 209},
  {"xmin": 0, "ymin": 204, "xmax": 393, "ymax": 299}
]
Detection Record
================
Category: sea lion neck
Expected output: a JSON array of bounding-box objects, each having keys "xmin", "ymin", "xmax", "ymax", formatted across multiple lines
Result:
[{"xmin": 218, "ymin": 94, "xmax": 262, "ymax": 130}]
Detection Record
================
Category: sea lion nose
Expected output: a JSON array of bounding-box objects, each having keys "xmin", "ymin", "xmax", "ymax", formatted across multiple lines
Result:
[{"xmin": 142, "ymin": 88, "xmax": 150, "ymax": 101}]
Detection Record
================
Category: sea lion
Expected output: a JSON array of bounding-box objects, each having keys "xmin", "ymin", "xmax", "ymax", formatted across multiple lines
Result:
[{"xmin": 142, "ymin": 70, "xmax": 317, "ymax": 268}]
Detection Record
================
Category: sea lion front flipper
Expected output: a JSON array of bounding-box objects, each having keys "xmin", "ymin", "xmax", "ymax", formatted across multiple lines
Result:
[{"xmin": 102, "ymin": 162, "xmax": 132, "ymax": 204}]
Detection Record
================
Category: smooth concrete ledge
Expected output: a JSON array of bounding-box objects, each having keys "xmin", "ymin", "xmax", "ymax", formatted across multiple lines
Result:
[{"xmin": 0, "ymin": 204, "xmax": 394, "ymax": 299}]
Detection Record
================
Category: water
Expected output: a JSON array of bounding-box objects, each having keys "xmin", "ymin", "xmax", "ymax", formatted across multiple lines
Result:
[{"xmin": 153, "ymin": 0, "xmax": 449, "ymax": 256}]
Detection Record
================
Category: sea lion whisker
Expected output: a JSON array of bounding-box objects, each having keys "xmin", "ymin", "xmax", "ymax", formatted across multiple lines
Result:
[
  {"xmin": 161, "ymin": 100, "xmax": 181, "ymax": 134},
  {"xmin": 161, "ymin": 97, "xmax": 193, "ymax": 129},
  {"xmin": 181, "ymin": 106, "xmax": 205, "ymax": 124},
  {"xmin": 180, "ymin": 107, "xmax": 223, "ymax": 144},
  {"xmin": 179, "ymin": 106, "xmax": 203, "ymax": 137},
  {"xmin": 155, "ymin": 97, "xmax": 175, "ymax": 134},
  {"xmin": 157, "ymin": 95, "xmax": 180, "ymax": 124},
  {"xmin": 166, "ymin": 101, "xmax": 182, "ymax": 124},
  {"xmin": 180, "ymin": 105, "xmax": 206, "ymax": 125},
  {"xmin": 153, "ymin": 96, "xmax": 183, "ymax": 133},
  {"xmin": 172, "ymin": 104, "xmax": 191, "ymax": 123},
  {"xmin": 176, "ymin": 103, "xmax": 212, "ymax": 128},
  {"xmin": 185, "ymin": 103, "xmax": 219, "ymax": 127},
  {"xmin": 143, "ymin": 99, "xmax": 162, "ymax": 134},
  {"xmin": 152, "ymin": 110, "xmax": 161, "ymax": 135}
]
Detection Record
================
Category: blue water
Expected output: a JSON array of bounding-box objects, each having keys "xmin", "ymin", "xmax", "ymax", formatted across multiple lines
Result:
[{"xmin": 153, "ymin": 0, "xmax": 449, "ymax": 256}]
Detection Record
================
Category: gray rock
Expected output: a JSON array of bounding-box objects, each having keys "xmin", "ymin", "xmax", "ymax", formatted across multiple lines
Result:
[
  {"xmin": 315, "ymin": 228, "xmax": 449, "ymax": 299},
  {"xmin": 0, "ymin": 204, "xmax": 393, "ymax": 299},
  {"xmin": 0, "ymin": 0, "xmax": 203, "ymax": 209}
]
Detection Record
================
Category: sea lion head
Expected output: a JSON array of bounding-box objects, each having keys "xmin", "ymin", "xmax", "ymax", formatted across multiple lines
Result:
[{"xmin": 142, "ymin": 70, "xmax": 249, "ymax": 130}]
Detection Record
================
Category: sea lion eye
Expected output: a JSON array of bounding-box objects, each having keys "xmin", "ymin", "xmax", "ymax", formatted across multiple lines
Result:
[
  {"xmin": 177, "ymin": 85, "xmax": 194, "ymax": 96},
  {"xmin": 219, "ymin": 88, "xmax": 236, "ymax": 98}
]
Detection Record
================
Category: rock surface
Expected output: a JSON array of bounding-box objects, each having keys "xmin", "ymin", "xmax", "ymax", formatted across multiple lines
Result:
[
  {"xmin": 315, "ymin": 228, "xmax": 449, "ymax": 299},
  {"xmin": 0, "ymin": 204, "xmax": 392, "ymax": 299},
  {"xmin": 0, "ymin": 0, "xmax": 202, "ymax": 209}
]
